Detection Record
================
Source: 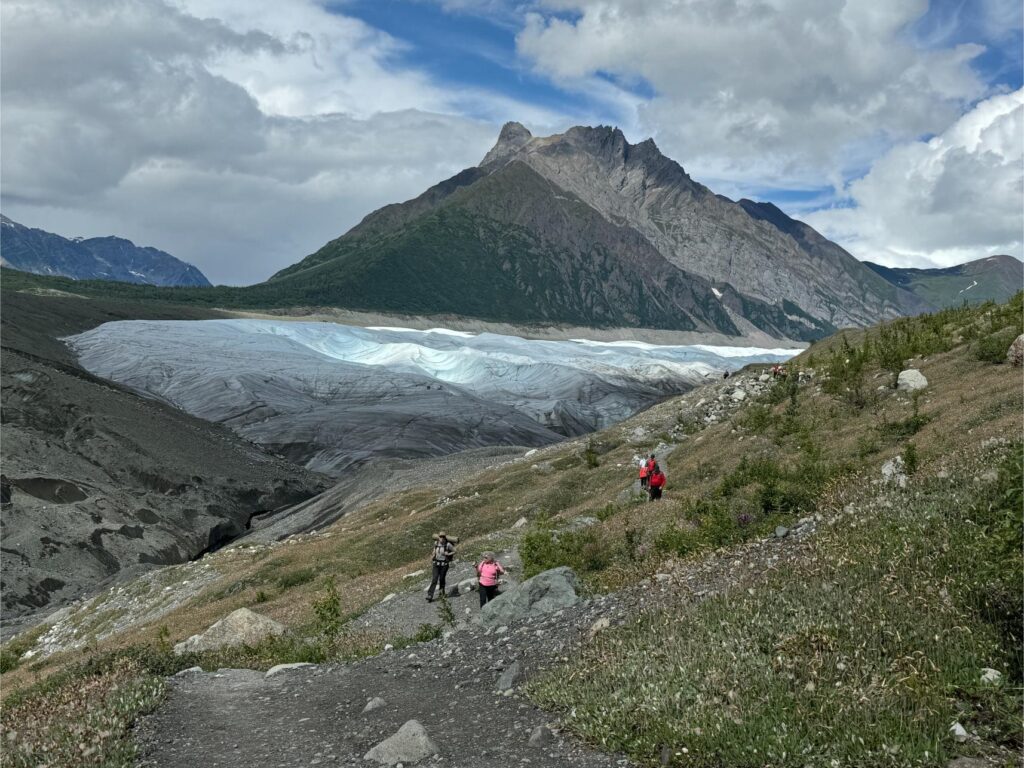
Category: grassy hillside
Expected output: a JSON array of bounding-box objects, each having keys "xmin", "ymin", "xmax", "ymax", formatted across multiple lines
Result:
[
  {"xmin": 1, "ymin": 295, "xmax": 1021, "ymax": 767},
  {"xmin": 866, "ymin": 255, "xmax": 1023, "ymax": 309}
]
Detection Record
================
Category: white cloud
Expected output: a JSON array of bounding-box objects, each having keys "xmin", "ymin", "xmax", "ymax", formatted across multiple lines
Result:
[
  {"xmin": 805, "ymin": 88, "xmax": 1024, "ymax": 267},
  {"xmin": 0, "ymin": 0, "xmax": 555, "ymax": 284},
  {"xmin": 516, "ymin": 0, "xmax": 990, "ymax": 190}
]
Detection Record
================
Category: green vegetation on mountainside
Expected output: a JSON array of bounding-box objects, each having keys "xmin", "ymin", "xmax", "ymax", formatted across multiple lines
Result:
[{"xmin": 1, "ymin": 295, "xmax": 1020, "ymax": 767}]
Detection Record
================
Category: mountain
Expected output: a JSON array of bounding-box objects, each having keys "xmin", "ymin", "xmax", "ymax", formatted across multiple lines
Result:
[
  {"xmin": 864, "ymin": 254, "xmax": 1023, "ymax": 308},
  {"xmin": 270, "ymin": 123, "xmax": 929, "ymax": 341},
  {"xmin": 0, "ymin": 215, "xmax": 211, "ymax": 287}
]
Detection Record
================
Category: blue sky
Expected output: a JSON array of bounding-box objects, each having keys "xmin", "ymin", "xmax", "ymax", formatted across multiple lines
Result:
[{"xmin": 1, "ymin": 0, "xmax": 1021, "ymax": 282}]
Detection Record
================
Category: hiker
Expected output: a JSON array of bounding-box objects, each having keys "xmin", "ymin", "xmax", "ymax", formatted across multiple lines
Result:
[
  {"xmin": 648, "ymin": 464, "xmax": 666, "ymax": 501},
  {"xmin": 475, "ymin": 551, "xmax": 505, "ymax": 608},
  {"xmin": 426, "ymin": 531, "xmax": 456, "ymax": 602},
  {"xmin": 646, "ymin": 454, "xmax": 656, "ymax": 479},
  {"xmin": 638, "ymin": 455, "xmax": 651, "ymax": 489}
]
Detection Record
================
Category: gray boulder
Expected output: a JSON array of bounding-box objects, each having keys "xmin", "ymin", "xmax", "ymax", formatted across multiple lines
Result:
[
  {"xmin": 881, "ymin": 456, "xmax": 908, "ymax": 489},
  {"xmin": 479, "ymin": 567, "xmax": 579, "ymax": 627},
  {"xmin": 362, "ymin": 696, "xmax": 387, "ymax": 713},
  {"xmin": 363, "ymin": 719, "xmax": 439, "ymax": 765},
  {"xmin": 1008, "ymin": 334, "xmax": 1024, "ymax": 367},
  {"xmin": 173, "ymin": 608, "xmax": 286, "ymax": 655},
  {"xmin": 896, "ymin": 369, "xmax": 928, "ymax": 391},
  {"xmin": 265, "ymin": 662, "xmax": 314, "ymax": 679}
]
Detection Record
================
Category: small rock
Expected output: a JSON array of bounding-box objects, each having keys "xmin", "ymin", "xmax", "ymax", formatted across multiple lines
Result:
[
  {"xmin": 730, "ymin": 388, "xmax": 747, "ymax": 402},
  {"xmin": 403, "ymin": 569, "xmax": 425, "ymax": 580},
  {"xmin": 881, "ymin": 456, "xmax": 908, "ymax": 489},
  {"xmin": 512, "ymin": 516, "xmax": 529, "ymax": 529},
  {"xmin": 588, "ymin": 617, "xmax": 610, "ymax": 638},
  {"xmin": 383, "ymin": 644, "xmax": 394, "ymax": 652},
  {"xmin": 980, "ymin": 667, "xmax": 1002, "ymax": 685},
  {"xmin": 528, "ymin": 725, "xmax": 554, "ymax": 747},
  {"xmin": 265, "ymin": 662, "xmax": 315, "ymax": 679},
  {"xmin": 496, "ymin": 661, "xmax": 521, "ymax": 692},
  {"xmin": 897, "ymin": 369, "xmax": 928, "ymax": 391},
  {"xmin": 774, "ymin": 526, "xmax": 789, "ymax": 539},
  {"xmin": 523, "ymin": 448, "xmax": 538, "ymax": 458},
  {"xmin": 949, "ymin": 722, "xmax": 968, "ymax": 743},
  {"xmin": 364, "ymin": 720, "xmax": 439, "ymax": 765},
  {"xmin": 758, "ymin": 373, "xmax": 770, "ymax": 382},
  {"xmin": 654, "ymin": 573, "xmax": 672, "ymax": 583},
  {"xmin": 174, "ymin": 666, "xmax": 204, "ymax": 677},
  {"xmin": 362, "ymin": 696, "xmax": 387, "ymax": 713},
  {"xmin": 381, "ymin": 593, "xmax": 396, "ymax": 603}
]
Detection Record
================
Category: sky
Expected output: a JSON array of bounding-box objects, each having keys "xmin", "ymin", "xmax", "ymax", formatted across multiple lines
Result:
[{"xmin": 1, "ymin": 0, "xmax": 1021, "ymax": 285}]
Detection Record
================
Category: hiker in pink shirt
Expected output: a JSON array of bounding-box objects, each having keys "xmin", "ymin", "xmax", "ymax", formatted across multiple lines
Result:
[{"xmin": 476, "ymin": 552, "xmax": 505, "ymax": 608}]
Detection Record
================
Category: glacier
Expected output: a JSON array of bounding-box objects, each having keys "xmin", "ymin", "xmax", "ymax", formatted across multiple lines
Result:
[{"xmin": 67, "ymin": 319, "xmax": 797, "ymax": 475}]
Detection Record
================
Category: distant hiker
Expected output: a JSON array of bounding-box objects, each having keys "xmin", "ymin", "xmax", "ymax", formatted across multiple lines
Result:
[
  {"xmin": 426, "ymin": 532, "xmax": 456, "ymax": 602},
  {"xmin": 476, "ymin": 551, "xmax": 505, "ymax": 608},
  {"xmin": 646, "ymin": 454, "xmax": 656, "ymax": 478},
  {"xmin": 723, "ymin": 370, "xmax": 730, "ymax": 379},
  {"xmin": 638, "ymin": 455, "xmax": 651, "ymax": 489},
  {"xmin": 648, "ymin": 464, "xmax": 666, "ymax": 501}
]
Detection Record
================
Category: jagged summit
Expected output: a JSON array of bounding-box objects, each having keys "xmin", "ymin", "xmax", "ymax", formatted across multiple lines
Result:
[{"xmin": 480, "ymin": 121, "xmax": 534, "ymax": 166}]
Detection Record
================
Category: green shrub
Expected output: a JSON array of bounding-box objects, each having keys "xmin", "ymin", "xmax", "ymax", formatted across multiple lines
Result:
[
  {"xmin": 737, "ymin": 403, "xmax": 773, "ymax": 433},
  {"xmin": 312, "ymin": 578, "xmax": 343, "ymax": 636},
  {"xmin": 584, "ymin": 441, "xmax": 600, "ymax": 469},
  {"xmin": 276, "ymin": 568, "xmax": 315, "ymax": 590},
  {"xmin": 903, "ymin": 442, "xmax": 918, "ymax": 474},
  {"xmin": 520, "ymin": 526, "xmax": 613, "ymax": 578},
  {"xmin": 973, "ymin": 327, "xmax": 1018, "ymax": 364}
]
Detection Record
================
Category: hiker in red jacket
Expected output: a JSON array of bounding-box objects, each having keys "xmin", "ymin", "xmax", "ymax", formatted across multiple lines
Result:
[
  {"xmin": 638, "ymin": 456, "xmax": 651, "ymax": 489},
  {"xmin": 475, "ymin": 551, "xmax": 505, "ymax": 607},
  {"xmin": 648, "ymin": 464, "xmax": 666, "ymax": 501}
]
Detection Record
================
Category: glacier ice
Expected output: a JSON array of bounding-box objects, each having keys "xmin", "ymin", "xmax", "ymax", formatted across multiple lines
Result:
[{"xmin": 67, "ymin": 320, "xmax": 796, "ymax": 475}]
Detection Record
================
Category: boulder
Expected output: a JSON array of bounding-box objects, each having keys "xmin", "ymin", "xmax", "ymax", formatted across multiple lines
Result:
[
  {"xmin": 456, "ymin": 578, "xmax": 477, "ymax": 595},
  {"xmin": 949, "ymin": 722, "xmax": 968, "ymax": 743},
  {"xmin": 896, "ymin": 369, "xmax": 928, "ymax": 391},
  {"xmin": 479, "ymin": 567, "xmax": 579, "ymax": 627},
  {"xmin": 1008, "ymin": 334, "xmax": 1024, "ymax": 367},
  {"xmin": 980, "ymin": 667, "xmax": 1003, "ymax": 685},
  {"xmin": 363, "ymin": 720, "xmax": 439, "ymax": 765},
  {"xmin": 173, "ymin": 608, "xmax": 286, "ymax": 655},
  {"xmin": 730, "ymin": 388, "xmax": 747, "ymax": 402}
]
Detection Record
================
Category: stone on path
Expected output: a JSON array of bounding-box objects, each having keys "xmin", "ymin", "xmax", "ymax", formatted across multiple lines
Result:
[
  {"xmin": 896, "ymin": 369, "xmax": 928, "ymax": 391},
  {"xmin": 1008, "ymin": 334, "xmax": 1024, "ymax": 367},
  {"xmin": 362, "ymin": 696, "xmax": 386, "ymax": 713},
  {"xmin": 528, "ymin": 725, "xmax": 554, "ymax": 747},
  {"xmin": 363, "ymin": 719, "xmax": 439, "ymax": 765},
  {"xmin": 496, "ymin": 661, "xmax": 521, "ymax": 692},
  {"xmin": 265, "ymin": 662, "xmax": 315, "ymax": 679},
  {"xmin": 173, "ymin": 608, "xmax": 285, "ymax": 655},
  {"xmin": 949, "ymin": 722, "xmax": 968, "ymax": 743},
  {"xmin": 479, "ymin": 567, "xmax": 579, "ymax": 627}
]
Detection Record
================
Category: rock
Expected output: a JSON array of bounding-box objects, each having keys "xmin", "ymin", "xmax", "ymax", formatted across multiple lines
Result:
[
  {"xmin": 174, "ymin": 666, "xmax": 204, "ymax": 677},
  {"xmin": 881, "ymin": 456, "xmax": 907, "ymax": 489},
  {"xmin": 730, "ymin": 388, "xmax": 747, "ymax": 402},
  {"xmin": 264, "ymin": 662, "xmax": 315, "ymax": 678},
  {"xmin": 456, "ymin": 578, "xmax": 477, "ymax": 594},
  {"xmin": 512, "ymin": 516, "xmax": 529, "ymax": 529},
  {"xmin": 523, "ymin": 448, "xmax": 539, "ymax": 458},
  {"xmin": 758, "ymin": 374, "xmax": 770, "ymax": 382},
  {"xmin": 363, "ymin": 720, "xmax": 439, "ymax": 765},
  {"xmin": 1008, "ymin": 334, "xmax": 1024, "ymax": 367},
  {"xmin": 980, "ymin": 667, "xmax": 1002, "ymax": 685},
  {"xmin": 896, "ymin": 369, "xmax": 928, "ymax": 391},
  {"xmin": 173, "ymin": 608, "xmax": 286, "ymax": 655},
  {"xmin": 528, "ymin": 725, "xmax": 554, "ymax": 747},
  {"xmin": 774, "ymin": 526, "xmax": 789, "ymax": 539},
  {"xmin": 496, "ymin": 661, "xmax": 522, "ymax": 691},
  {"xmin": 381, "ymin": 593, "xmax": 396, "ymax": 603},
  {"xmin": 588, "ymin": 617, "xmax": 610, "ymax": 638},
  {"xmin": 949, "ymin": 722, "xmax": 968, "ymax": 743},
  {"xmin": 402, "ymin": 570, "xmax": 425, "ymax": 579},
  {"xmin": 531, "ymin": 461, "xmax": 554, "ymax": 474},
  {"xmin": 479, "ymin": 567, "xmax": 580, "ymax": 627},
  {"xmin": 362, "ymin": 696, "xmax": 387, "ymax": 713},
  {"xmin": 654, "ymin": 573, "xmax": 672, "ymax": 583}
]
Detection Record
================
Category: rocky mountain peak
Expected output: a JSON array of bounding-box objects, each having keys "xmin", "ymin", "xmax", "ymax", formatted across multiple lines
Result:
[{"xmin": 480, "ymin": 121, "xmax": 534, "ymax": 166}]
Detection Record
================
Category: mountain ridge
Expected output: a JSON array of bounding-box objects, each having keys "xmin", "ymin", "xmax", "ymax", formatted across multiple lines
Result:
[
  {"xmin": 865, "ymin": 254, "xmax": 1023, "ymax": 308},
  {"xmin": 0, "ymin": 215, "xmax": 211, "ymax": 287}
]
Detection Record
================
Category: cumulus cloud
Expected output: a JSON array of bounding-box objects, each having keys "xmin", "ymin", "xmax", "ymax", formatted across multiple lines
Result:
[
  {"xmin": 516, "ymin": 0, "xmax": 990, "ymax": 190},
  {"xmin": 805, "ymin": 88, "xmax": 1024, "ymax": 267},
  {"xmin": 0, "ymin": 0, "xmax": 543, "ymax": 283}
]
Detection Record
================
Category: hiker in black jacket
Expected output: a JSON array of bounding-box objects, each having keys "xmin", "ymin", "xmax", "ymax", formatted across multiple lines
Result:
[{"xmin": 426, "ymin": 532, "xmax": 456, "ymax": 602}]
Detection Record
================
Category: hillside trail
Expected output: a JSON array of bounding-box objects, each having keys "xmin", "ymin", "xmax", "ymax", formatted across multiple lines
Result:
[{"xmin": 134, "ymin": 513, "xmax": 817, "ymax": 767}]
